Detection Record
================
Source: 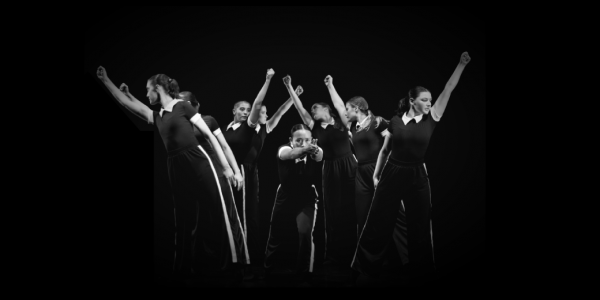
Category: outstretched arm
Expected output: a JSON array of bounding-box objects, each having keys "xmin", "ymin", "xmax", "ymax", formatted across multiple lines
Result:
[
  {"xmin": 373, "ymin": 134, "xmax": 392, "ymax": 189},
  {"xmin": 215, "ymin": 133, "xmax": 243, "ymax": 191},
  {"xmin": 431, "ymin": 52, "xmax": 471, "ymax": 121},
  {"xmin": 97, "ymin": 66, "xmax": 153, "ymax": 123},
  {"xmin": 266, "ymin": 85, "xmax": 304, "ymax": 132},
  {"xmin": 248, "ymin": 69, "xmax": 275, "ymax": 127},
  {"xmin": 283, "ymin": 75, "xmax": 314, "ymax": 129},
  {"xmin": 324, "ymin": 75, "xmax": 349, "ymax": 127}
]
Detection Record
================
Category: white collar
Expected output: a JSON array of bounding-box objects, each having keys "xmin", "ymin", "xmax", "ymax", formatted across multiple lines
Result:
[
  {"xmin": 402, "ymin": 112, "xmax": 423, "ymax": 125},
  {"xmin": 295, "ymin": 155, "xmax": 307, "ymax": 164},
  {"xmin": 227, "ymin": 121, "xmax": 261, "ymax": 133},
  {"xmin": 321, "ymin": 118, "xmax": 335, "ymax": 129},
  {"xmin": 159, "ymin": 99, "xmax": 183, "ymax": 117},
  {"xmin": 356, "ymin": 115, "xmax": 371, "ymax": 130}
]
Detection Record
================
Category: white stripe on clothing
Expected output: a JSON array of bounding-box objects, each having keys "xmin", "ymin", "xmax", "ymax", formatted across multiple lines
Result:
[
  {"xmin": 228, "ymin": 183, "xmax": 250, "ymax": 264},
  {"xmin": 309, "ymin": 185, "xmax": 318, "ymax": 273}
]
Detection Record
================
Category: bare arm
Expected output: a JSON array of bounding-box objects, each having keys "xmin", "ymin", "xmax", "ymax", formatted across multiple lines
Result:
[
  {"xmin": 266, "ymin": 85, "xmax": 304, "ymax": 132},
  {"xmin": 324, "ymin": 75, "xmax": 349, "ymax": 126},
  {"xmin": 248, "ymin": 69, "xmax": 275, "ymax": 126},
  {"xmin": 190, "ymin": 115, "xmax": 236, "ymax": 185},
  {"xmin": 373, "ymin": 133, "xmax": 392, "ymax": 189},
  {"xmin": 431, "ymin": 52, "xmax": 471, "ymax": 121},
  {"xmin": 97, "ymin": 66, "xmax": 153, "ymax": 123},
  {"xmin": 279, "ymin": 144, "xmax": 318, "ymax": 160},
  {"xmin": 215, "ymin": 133, "xmax": 243, "ymax": 191},
  {"xmin": 283, "ymin": 75, "xmax": 313, "ymax": 129}
]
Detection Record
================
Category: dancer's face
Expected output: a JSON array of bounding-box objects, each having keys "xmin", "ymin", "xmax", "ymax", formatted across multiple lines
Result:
[
  {"xmin": 411, "ymin": 91, "xmax": 432, "ymax": 115},
  {"xmin": 311, "ymin": 104, "xmax": 327, "ymax": 121},
  {"xmin": 146, "ymin": 80, "xmax": 159, "ymax": 105},
  {"xmin": 345, "ymin": 103, "xmax": 358, "ymax": 122},
  {"xmin": 233, "ymin": 102, "xmax": 251, "ymax": 123},
  {"xmin": 258, "ymin": 106, "xmax": 268, "ymax": 125},
  {"xmin": 289, "ymin": 129, "xmax": 312, "ymax": 149}
]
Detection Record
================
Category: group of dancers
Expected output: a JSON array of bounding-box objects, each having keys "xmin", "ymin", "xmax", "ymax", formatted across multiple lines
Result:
[{"xmin": 96, "ymin": 51, "xmax": 471, "ymax": 286}]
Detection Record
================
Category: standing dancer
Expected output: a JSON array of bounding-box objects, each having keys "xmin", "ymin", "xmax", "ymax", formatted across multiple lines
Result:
[
  {"xmin": 221, "ymin": 68, "xmax": 274, "ymax": 279},
  {"xmin": 284, "ymin": 74, "xmax": 358, "ymax": 276},
  {"xmin": 351, "ymin": 52, "xmax": 472, "ymax": 285},
  {"xmin": 97, "ymin": 67, "xmax": 247, "ymax": 286},
  {"xmin": 263, "ymin": 124, "xmax": 322, "ymax": 284}
]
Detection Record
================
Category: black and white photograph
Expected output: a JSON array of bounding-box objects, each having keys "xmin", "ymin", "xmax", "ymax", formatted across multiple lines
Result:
[{"xmin": 84, "ymin": 6, "xmax": 485, "ymax": 288}]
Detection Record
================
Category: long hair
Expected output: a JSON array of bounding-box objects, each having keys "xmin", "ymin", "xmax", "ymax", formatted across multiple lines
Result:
[
  {"xmin": 148, "ymin": 74, "xmax": 180, "ymax": 99},
  {"xmin": 179, "ymin": 91, "xmax": 199, "ymax": 111},
  {"xmin": 314, "ymin": 102, "xmax": 345, "ymax": 132},
  {"xmin": 396, "ymin": 86, "xmax": 430, "ymax": 117}
]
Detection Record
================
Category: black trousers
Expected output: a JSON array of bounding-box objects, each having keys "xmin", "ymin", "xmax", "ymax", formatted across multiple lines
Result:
[
  {"xmin": 352, "ymin": 159, "xmax": 435, "ymax": 278},
  {"xmin": 264, "ymin": 185, "xmax": 318, "ymax": 274},
  {"xmin": 232, "ymin": 163, "xmax": 261, "ymax": 267},
  {"xmin": 355, "ymin": 162, "xmax": 408, "ymax": 268},
  {"xmin": 322, "ymin": 153, "xmax": 358, "ymax": 267},
  {"xmin": 167, "ymin": 145, "xmax": 247, "ymax": 278}
]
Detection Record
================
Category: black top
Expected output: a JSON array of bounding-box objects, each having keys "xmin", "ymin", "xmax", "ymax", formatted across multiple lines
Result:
[
  {"xmin": 276, "ymin": 143, "xmax": 319, "ymax": 200},
  {"xmin": 245, "ymin": 124, "xmax": 268, "ymax": 165},
  {"xmin": 388, "ymin": 113, "xmax": 438, "ymax": 163},
  {"xmin": 311, "ymin": 120, "xmax": 352, "ymax": 160},
  {"xmin": 350, "ymin": 116, "xmax": 389, "ymax": 164},
  {"xmin": 152, "ymin": 101, "xmax": 200, "ymax": 155},
  {"xmin": 193, "ymin": 115, "xmax": 221, "ymax": 169},
  {"xmin": 221, "ymin": 120, "xmax": 257, "ymax": 166}
]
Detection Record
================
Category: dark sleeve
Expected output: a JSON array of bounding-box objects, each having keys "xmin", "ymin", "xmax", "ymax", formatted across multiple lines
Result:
[
  {"xmin": 387, "ymin": 116, "xmax": 396, "ymax": 134},
  {"xmin": 176, "ymin": 101, "xmax": 199, "ymax": 120},
  {"xmin": 152, "ymin": 111, "xmax": 159, "ymax": 127},
  {"xmin": 205, "ymin": 116, "xmax": 220, "ymax": 132},
  {"xmin": 374, "ymin": 116, "xmax": 389, "ymax": 134}
]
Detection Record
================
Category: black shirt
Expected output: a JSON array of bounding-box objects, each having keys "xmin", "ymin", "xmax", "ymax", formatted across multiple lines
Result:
[
  {"xmin": 221, "ymin": 120, "xmax": 257, "ymax": 166},
  {"xmin": 388, "ymin": 113, "xmax": 438, "ymax": 163},
  {"xmin": 311, "ymin": 120, "xmax": 352, "ymax": 160},
  {"xmin": 152, "ymin": 101, "xmax": 200, "ymax": 154},
  {"xmin": 193, "ymin": 115, "xmax": 221, "ymax": 168},
  {"xmin": 350, "ymin": 116, "xmax": 389, "ymax": 164},
  {"xmin": 245, "ymin": 124, "xmax": 268, "ymax": 165},
  {"xmin": 276, "ymin": 143, "xmax": 319, "ymax": 200}
]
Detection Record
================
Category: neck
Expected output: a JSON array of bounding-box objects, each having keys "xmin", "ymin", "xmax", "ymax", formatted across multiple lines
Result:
[
  {"xmin": 357, "ymin": 112, "xmax": 368, "ymax": 124},
  {"xmin": 407, "ymin": 107, "xmax": 422, "ymax": 118},
  {"xmin": 160, "ymin": 94, "xmax": 174, "ymax": 108},
  {"xmin": 324, "ymin": 115, "xmax": 334, "ymax": 124}
]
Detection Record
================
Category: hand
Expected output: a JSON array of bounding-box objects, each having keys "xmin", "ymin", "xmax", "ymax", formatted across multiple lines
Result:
[
  {"xmin": 96, "ymin": 66, "xmax": 107, "ymax": 81},
  {"xmin": 324, "ymin": 75, "xmax": 332, "ymax": 87},
  {"xmin": 373, "ymin": 176, "xmax": 379, "ymax": 189},
  {"xmin": 460, "ymin": 52, "xmax": 471, "ymax": 65},
  {"xmin": 234, "ymin": 172, "xmax": 244, "ymax": 191},
  {"xmin": 295, "ymin": 85, "xmax": 304, "ymax": 96},
  {"xmin": 266, "ymin": 68, "xmax": 275, "ymax": 80},
  {"xmin": 306, "ymin": 141, "xmax": 319, "ymax": 155},
  {"xmin": 119, "ymin": 83, "xmax": 130, "ymax": 94},
  {"xmin": 283, "ymin": 75, "xmax": 291, "ymax": 86},
  {"xmin": 223, "ymin": 167, "xmax": 235, "ymax": 187}
]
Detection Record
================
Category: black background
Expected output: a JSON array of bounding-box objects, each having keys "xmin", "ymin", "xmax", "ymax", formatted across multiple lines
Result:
[{"xmin": 84, "ymin": 6, "xmax": 485, "ymax": 287}]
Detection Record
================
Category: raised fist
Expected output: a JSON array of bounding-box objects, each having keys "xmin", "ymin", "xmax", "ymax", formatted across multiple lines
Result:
[
  {"xmin": 119, "ymin": 83, "xmax": 129, "ymax": 94},
  {"xmin": 96, "ymin": 66, "xmax": 107, "ymax": 81},
  {"xmin": 266, "ymin": 68, "xmax": 275, "ymax": 80},
  {"xmin": 283, "ymin": 75, "xmax": 291, "ymax": 86},
  {"xmin": 295, "ymin": 85, "xmax": 304, "ymax": 96},
  {"xmin": 460, "ymin": 52, "xmax": 471, "ymax": 65},
  {"xmin": 324, "ymin": 75, "xmax": 332, "ymax": 86}
]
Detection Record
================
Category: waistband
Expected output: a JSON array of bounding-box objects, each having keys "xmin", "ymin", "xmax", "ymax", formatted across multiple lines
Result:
[
  {"xmin": 324, "ymin": 151, "xmax": 354, "ymax": 162},
  {"xmin": 358, "ymin": 159, "xmax": 377, "ymax": 166},
  {"xmin": 387, "ymin": 157, "xmax": 425, "ymax": 167},
  {"xmin": 167, "ymin": 144, "xmax": 200, "ymax": 158}
]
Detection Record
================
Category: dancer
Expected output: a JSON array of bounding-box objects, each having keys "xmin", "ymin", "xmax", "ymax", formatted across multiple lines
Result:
[
  {"xmin": 97, "ymin": 67, "xmax": 247, "ymax": 286},
  {"xmin": 351, "ymin": 52, "xmax": 472, "ymax": 284},
  {"xmin": 264, "ymin": 124, "xmax": 322, "ymax": 284},
  {"xmin": 284, "ymin": 74, "xmax": 358, "ymax": 276},
  {"xmin": 221, "ymin": 68, "xmax": 274, "ymax": 279}
]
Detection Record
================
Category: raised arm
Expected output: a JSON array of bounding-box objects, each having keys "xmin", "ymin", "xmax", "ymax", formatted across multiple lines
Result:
[
  {"xmin": 190, "ymin": 115, "xmax": 236, "ymax": 186},
  {"xmin": 215, "ymin": 133, "xmax": 243, "ymax": 191},
  {"xmin": 279, "ymin": 143, "xmax": 318, "ymax": 161},
  {"xmin": 431, "ymin": 52, "xmax": 471, "ymax": 120},
  {"xmin": 373, "ymin": 133, "xmax": 392, "ymax": 189},
  {"xmin": 248, "ymin": 69, "xmax": 275, "ymax": 126},
  {"xmin": 96, "ymin": 66, "xmax": 153, "ymax": 123},
  {"xmin": 324, "ymin": 75, "xmax": 349, "ymax": 126},
  {"xmin": 283, "ymin": 75, "xmax": 313, "ymax": 129},
  {"xmin": 266, "ymin": 85, "xmax": 304, "ymax": 132}
]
